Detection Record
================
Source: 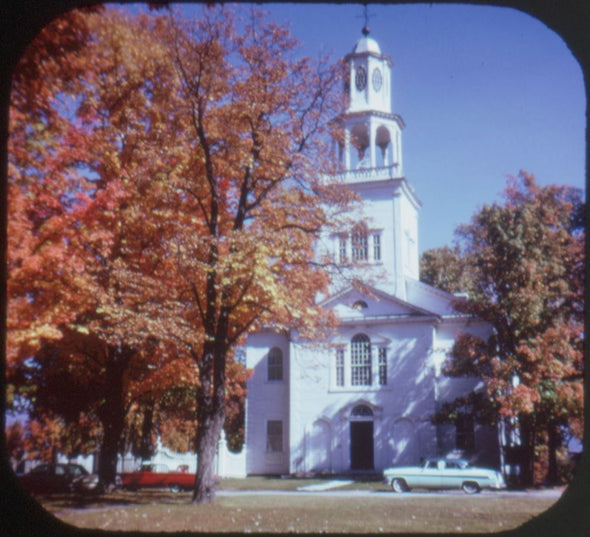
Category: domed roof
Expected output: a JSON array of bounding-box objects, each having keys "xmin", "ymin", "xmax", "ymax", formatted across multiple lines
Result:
[
  {"xmin": 352, "ymin": 26, "xmax": 381, "ymax": 54},
  {"xmin": 353, "ymin": 36, "xmax": 381, "ymax": 54}
]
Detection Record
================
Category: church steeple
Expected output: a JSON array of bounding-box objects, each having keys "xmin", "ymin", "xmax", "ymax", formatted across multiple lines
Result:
[
  {"xmin": 326, "ymin": 25, "xmax": 420, "ymax": 299},
  {"xmin": 337, "ymin": 26, "xmax": 405, "ymax": 176}
]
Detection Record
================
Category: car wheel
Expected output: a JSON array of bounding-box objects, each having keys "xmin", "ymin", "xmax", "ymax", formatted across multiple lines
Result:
[
  {"xmin": 461, "ymin": 481, "xmax": 480, "ymax": 494},
  {"xmin": 391, "ymin": 478, "xmax": 408, "ymax": 493},
  {"xmin": 169, "ymin": 483, "xmax": 181, "ymax": 493}
]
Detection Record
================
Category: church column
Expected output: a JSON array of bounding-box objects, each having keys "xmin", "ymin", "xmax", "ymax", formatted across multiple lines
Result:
[
  {"xmin": 344, "ymin": 128, "xmax": 352, "ymax": 170},
  {"xmin": 369, "ymin": 118, "xmax": 377, "ymax": 169},
  {"xmin": 382, "ymin": 132, "xmax": 390, "ymax": 167}
]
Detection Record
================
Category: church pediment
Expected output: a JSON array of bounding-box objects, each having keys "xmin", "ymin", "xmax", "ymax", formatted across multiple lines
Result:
[{"xmin": 320, "ymin": 285, "xmax": 439, "ymax": 320}]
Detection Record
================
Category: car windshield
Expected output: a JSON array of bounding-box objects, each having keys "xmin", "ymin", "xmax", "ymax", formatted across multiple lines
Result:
[
  {"xmin": 66, "ymin": 465, "xmax": 87, "ymax": 476},
  {"xmin": 446, "ymin": 460, "xmax": 470, "ymax": 469},
  {"xmin": 30, "ymin": 465, "xmax": 50, "ymax": 475}
]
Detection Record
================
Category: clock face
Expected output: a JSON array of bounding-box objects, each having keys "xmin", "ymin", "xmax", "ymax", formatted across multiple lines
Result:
[
  {"xmin": 372, "ymin": 68, "xmax": 383, "ymax": 91},
  {"xmin": 355, "ymin": 66, "xmax": 367, "ymax": 91}
]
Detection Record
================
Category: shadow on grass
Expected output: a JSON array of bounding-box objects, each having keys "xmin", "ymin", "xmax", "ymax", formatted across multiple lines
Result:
[{"xmin": 36, "ymin": 489, "xmax": 193, "ymax": 511}]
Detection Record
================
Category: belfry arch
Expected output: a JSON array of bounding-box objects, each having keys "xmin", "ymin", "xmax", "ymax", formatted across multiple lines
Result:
[
  {"xmin": 375, "ymin": 124, "xmax": 392, "ymax": 167},
  {"xmin": 350, "ymin": 122, "xmax": 370, "ymax": 168}
]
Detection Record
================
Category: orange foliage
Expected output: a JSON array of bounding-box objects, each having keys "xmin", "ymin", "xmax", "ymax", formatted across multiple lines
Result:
[{"xmin": 7, "ymin": 5, "xmax": 350, "ymax": 495}]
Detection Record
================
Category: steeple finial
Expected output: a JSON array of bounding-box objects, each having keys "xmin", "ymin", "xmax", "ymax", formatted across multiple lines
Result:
[{"xmin": 359, "ymin": 3, "xmax": 372, "ymax": 36}]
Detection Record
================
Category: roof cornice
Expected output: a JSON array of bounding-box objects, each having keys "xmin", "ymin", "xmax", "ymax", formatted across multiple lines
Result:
[
  {"xmin": 344, "ymin": 51, "xmax": 393, "ymax": 67},
  {"xmin": 333, "ymin": 110, "xmax": 406, "ymax": 129}
]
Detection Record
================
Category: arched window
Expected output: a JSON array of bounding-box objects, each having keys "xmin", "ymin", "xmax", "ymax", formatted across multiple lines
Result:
[
  {"xmin": 351, "ymin": 123, "xmax": 370, "ymax": 169},
  {"xmin": 267, "ymin": 347, "xmax": 283, "ymax": 381},
  {"xmin": 350, "ymin": 334, "xmax": 371, "ymax": 386},
  {"xmin": 351, "ymin": 225, "xmax": 369, "ymax": 261},
  {"xmin": 351, "ymin": 404, "xmax": 373, "ymax": 418},
  {"xmin": 375, "ymin": 125, "xmax": 391, "ymax": 167},
  {"xmin": 352, "ymin": 300, "xmax": 368, "ymax": 310}
]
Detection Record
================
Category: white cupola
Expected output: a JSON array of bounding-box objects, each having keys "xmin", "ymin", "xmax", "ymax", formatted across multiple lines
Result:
[
  {"xmin": 347, "ymin": 27, "xmax": 391, "ymax": 115},
  {"xmin": 336, "ymin": 26, "xmax": 405, "ymax": 176}
]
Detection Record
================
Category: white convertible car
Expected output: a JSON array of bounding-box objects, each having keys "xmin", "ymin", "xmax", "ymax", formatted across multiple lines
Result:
[{"xmin": 383, "ymin": 458, "xmax": 506, "ymax": 494}]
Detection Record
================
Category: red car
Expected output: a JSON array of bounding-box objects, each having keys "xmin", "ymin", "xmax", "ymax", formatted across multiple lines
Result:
[{"xmin": 120, "ymin": 463, "xmax": 195, "ymax": 493}]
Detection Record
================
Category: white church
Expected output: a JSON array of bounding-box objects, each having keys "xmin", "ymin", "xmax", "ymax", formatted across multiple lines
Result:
[{"xmin": 244, "ymin": 27, "xmax": 500, "ymax": 476}]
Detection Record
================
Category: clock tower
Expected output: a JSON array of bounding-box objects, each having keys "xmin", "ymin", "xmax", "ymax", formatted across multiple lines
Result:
[
  {"xmin": 338, "ymin": 26, "xmax": 405, "ymax": 173},
  {"xmin": 328, "ymin": 26, "xmax": 420, "ymax": 299}
]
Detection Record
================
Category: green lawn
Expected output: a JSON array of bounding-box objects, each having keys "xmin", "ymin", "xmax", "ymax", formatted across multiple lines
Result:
[
  {"xmin": 218, "ymin": 475, "xmax": 383, "ymax": 491},
  {"xmin": 40, "ymin": 488, "xmax": 558, "ymax": 534},
  {"xmin": 218, "ymin": 475, "xmax": 331, "ymax": 490}
]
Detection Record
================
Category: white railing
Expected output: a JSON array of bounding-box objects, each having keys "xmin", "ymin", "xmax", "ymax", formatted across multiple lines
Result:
[{"xmin": 332, "ymin": 165, "xmax": 400, "ymax": 184}]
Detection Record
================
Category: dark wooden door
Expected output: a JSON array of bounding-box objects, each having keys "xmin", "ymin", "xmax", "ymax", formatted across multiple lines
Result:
[{"xmin": 350, "ymin": 421, "xmax": 374, "ymax": 470}]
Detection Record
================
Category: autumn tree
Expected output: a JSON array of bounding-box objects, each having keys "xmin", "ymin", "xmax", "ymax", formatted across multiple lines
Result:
[
  {"xmin": 119, "ymin": 6, "xmax": 349, "ymax": 503},
  {"xmin": 223, "ymin": 359, "xmax": 250, "ymax": 452},
  {"xmin": 8, "ymin": 5, "xmax": 349, "ymax": 500},
  {"xmin": 7, "ymin": 7, "xmax": 197, "ymax": 488},
  {"xmin": 441, "ymin": 172, "xmax": 584, "ymax": 486},
  {"xmin": 420, "ymin": 244, "xmax": 473, "ymax": 294},
  {"xmin": 5, "ymin": 5, "xmax": 117, "ymax": 478},
  {"xmin": 6, "ymin": 6, "xmax": 100, "ymax": 371},
  {"xmin": 122, "ymin": 358, "xmax": 248, "ymax": 458}
]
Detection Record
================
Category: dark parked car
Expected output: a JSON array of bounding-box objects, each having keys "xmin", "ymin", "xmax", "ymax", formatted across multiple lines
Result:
[{"xmin": 19, "ymin": 463, "xmax": 101, "ymax": 494}]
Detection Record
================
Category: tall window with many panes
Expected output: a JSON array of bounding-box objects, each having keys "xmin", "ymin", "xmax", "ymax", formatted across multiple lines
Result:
[
  {"xmin": 334, "ymin": 228, "xmax": 382, "ymax": 265},
  {"xmin": 333, "ymin": 336, "xmax": 390, "ymax": 389},
  {"xmin": 350, "ymin": 334, "xmax": 371, "ymax": 385},
  {"xmin": 351, "ymin": 226, "xmax": 369, "ymax": 261}
]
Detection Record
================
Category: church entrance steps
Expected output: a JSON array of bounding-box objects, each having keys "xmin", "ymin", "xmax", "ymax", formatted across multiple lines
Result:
[{"xmin": 297, "ymin": 480, "xmax": 354, "ymax": 492}]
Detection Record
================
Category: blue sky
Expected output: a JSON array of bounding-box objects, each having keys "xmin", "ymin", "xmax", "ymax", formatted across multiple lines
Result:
[{"xmin": 179, "ymin": 2, "xmax": 585, "ymax": 253}]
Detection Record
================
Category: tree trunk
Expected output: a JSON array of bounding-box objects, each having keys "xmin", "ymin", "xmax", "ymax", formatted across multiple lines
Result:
[
  {"xmin": 138, "ymin": 401, "xmax": 155, "ymax": 460},
  {"xmin": 192, "ymin": 409, "xmax": 224, "ymax": 503},
  {"xmin": 97, "ymin": 422, "xmax": 123, "ymax": 490},
  {"xmin": 51, "ymin": 441, "xmax": 58, "ymax": 464},
  {"xmin": 193, "ymin": 344, "xmax": 227, "ymax": 504},
  {"xmin": 96, "ymin": 345, "xmax": 129, "ymax": 490},
  {"xmin": 546, "ymin": 422, "xmax": 560, "ymax": 485},
  {"xmin": 519, "ymin": 414, "xmax": 535, "ymax": 487}
]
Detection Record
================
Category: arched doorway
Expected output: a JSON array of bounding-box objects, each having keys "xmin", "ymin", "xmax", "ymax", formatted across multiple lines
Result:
[{"xmin": 350, "ymin": 404, "xmax": 374, "ymax": 470}]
